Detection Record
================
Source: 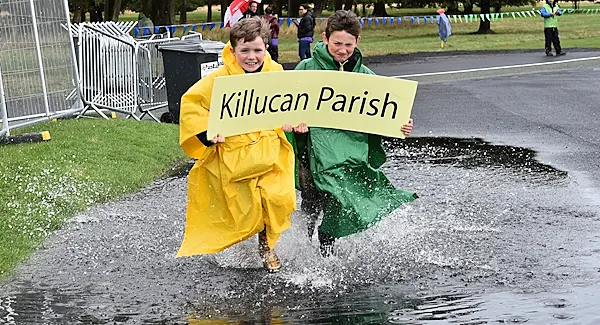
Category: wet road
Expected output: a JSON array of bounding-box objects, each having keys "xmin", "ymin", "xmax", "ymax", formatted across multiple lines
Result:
[{"xmin": 2, "ymin": 51, "xmax": 600, "ymax": 324}]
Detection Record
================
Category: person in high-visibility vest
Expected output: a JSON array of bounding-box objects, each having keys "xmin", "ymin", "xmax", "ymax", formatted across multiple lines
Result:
[{"xmin": 540, "ymin": 0, "xmax": 566, "ymax": 56}]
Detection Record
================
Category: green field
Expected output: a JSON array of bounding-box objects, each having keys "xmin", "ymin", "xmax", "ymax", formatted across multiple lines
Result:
[
  {"xmin": 118, "ymin": 3, "xmax": 600, "ymax": 63},
  {"xmin": 0, "ymin": 119, "xmax": 187, "ymax": 278},
  {"xmin": 167, "ymin": 11, "xmax": 600, "ymax": 63},
  {"xmin": 118, "ymin": 2, "xmax": 600, "ymax": 23}
]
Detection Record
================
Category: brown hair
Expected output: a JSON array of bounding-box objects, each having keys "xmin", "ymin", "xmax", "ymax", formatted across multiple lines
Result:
[
  {"xmin": 230, "ymin": 16, "xmax": 271, "ymax": 48},
  {"xmin": 325, "ymin": 10, "xmax": 362, "ymax": 39}
]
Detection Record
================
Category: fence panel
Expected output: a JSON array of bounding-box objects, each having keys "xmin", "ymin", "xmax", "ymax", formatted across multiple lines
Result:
[
  {"xmin": 0, "ymin": 0, "xmax": 80, "ymax": 135},
  {"xmin": 136, "ymin": 38, "xmax": 178, "ymax": 121},
  {"xmin": 34, "ymin": 0, "xmax": 81, "ymax": 117},
  {"xmin": 77, "ymin": 23, "xmax": 138, "ymax": 119}
]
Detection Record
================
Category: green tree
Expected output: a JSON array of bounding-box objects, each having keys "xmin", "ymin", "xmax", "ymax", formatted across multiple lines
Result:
[{"xmin": 472, "ymin": 0, "xmax": 535, "ymax": 33}]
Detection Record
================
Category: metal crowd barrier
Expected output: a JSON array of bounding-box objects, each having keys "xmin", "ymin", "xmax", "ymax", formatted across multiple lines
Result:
[
  {"xmin": 77, "ymin": 23, "xmax": 139, "ymax": 119},
  {"xmin": 136, "ymin": 38, "xmax": 178, "ymax": 122},
  {"xmin": 73, "ymin": 22, "xmax": 180, "ymax": 121},
  {"xmin": 0, "ymin": 0, "xmax": 81, "ymax": 137}
]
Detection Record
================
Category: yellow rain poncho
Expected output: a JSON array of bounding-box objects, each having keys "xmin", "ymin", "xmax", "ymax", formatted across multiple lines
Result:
[{"xmin": 176, "ymin": 43, "xmax": 296, "ymax": 256}]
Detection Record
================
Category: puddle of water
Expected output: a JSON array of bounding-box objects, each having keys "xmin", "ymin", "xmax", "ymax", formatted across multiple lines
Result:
[
  {"xmin": 185, "ymin": 284, "xmax": 600, "ymax": 324},
  {"xmin": 1, "ymin": 137, "xmax": 599, "ymax": 325}
]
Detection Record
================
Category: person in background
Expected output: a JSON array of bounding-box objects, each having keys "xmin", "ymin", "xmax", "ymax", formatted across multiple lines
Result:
[
  {"xmin": 540, "ymin": 0, "xmax": 566, "ymax": 56},
  {"xmin": 242, "ymin": 1, "xmax": 259, "ymax": 19},
  {"xmin": 263, "ymin": 6, "xmax": 280, "ymax": 62},
  {"xmin": 293, "ymin": 4, "xmax": 316, "ymax": 60},
  {"xmin": 436, "ymin": 8, "xmax": 451, "ymax": 49},
  {"xmin": 137, "ymin": 13, "xmax": 154, "ymax": 29}
]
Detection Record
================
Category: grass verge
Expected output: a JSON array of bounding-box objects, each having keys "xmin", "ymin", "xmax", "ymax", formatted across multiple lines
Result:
[{"xmin": 0, "ymin": 118, "xmax": 187, "ymax": 278}]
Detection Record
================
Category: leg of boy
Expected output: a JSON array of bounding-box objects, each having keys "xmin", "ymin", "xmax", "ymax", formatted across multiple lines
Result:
[
  {"xmin": 552, "ymin": 28, "xmax": 563, "ymax": 54},
  {"xmin": 544, "ymin": 28, "xmax": 553, "ymax": 55},
  {"xmin": 255, "ymin": 141, "xmax": 296, "ymax": 272},
  {"xmin": 298, "ymin": 165, "xmax": 327, "ymax": 238}
]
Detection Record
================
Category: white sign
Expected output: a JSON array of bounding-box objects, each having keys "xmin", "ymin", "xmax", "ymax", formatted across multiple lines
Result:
[{"xmin": 200, "ymin": 57, "xmax": 224, "ymax": 78}]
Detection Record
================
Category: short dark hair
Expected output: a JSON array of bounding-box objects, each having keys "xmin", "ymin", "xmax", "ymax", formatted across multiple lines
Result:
[
  {"xmin": 230, "ymin": 16, "xmax": 270, "ymax": 48},
  {"xmin": 325, "ymin": 10, "xmax": 362, "ymax": 39},
  {"xmin": 265, "ymin": 6, "xmax": 273, "ymax": 15},
  {"xmin": 299, "ymin": 3, "xmax": 309, "ymax": 10}
]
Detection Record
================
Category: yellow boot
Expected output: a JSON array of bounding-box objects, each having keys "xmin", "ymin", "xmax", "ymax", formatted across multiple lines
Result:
[{"xmin": 440, "ymin": 40, "xmax": 445, "ymax": 49}]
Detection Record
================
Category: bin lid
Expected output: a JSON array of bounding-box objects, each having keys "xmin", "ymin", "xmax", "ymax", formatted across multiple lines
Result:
[{"xmin": 158, "ymin": 39, "xmax": 226, "ymax": 54}]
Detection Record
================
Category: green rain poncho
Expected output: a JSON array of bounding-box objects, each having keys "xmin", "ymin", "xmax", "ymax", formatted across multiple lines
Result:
[{"xmin": 288, "ymin": 41, "xmax": 418, "ymax": 238}]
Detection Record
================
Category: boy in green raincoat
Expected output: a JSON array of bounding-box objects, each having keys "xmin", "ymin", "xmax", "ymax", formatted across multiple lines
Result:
[{"xmin": 290, "ymin": 10, "xmax": 417, "ymax": 256}]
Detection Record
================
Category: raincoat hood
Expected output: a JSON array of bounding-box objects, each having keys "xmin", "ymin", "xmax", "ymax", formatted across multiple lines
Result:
[
  {"xmin": 311, "ymin": 41, "xmax": 364, "ymax": 71},
  {"xmin": 222, "ymin": 41, "xmax": 277, "ymax": 75},
  {"xmin": 179, "ymin": 41, "xmax": 282, "ymax": 159}
]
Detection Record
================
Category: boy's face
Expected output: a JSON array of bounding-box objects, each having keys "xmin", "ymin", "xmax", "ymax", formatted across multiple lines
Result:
[
  {"xmin": 299, "ymin": 6, "xmax": 307, "ymax": 15},
  {"xmin": 230, "ymin": 36, "xmax": 267, "ymax": 72},
  {"xmin": 322, "ymin": 30, "xmax": 361, "ymax": 63}
]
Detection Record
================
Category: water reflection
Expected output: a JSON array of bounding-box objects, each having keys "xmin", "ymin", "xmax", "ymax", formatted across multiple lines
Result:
[{"xmin": 186, "ymin": 286, "xmax": 488, "ymax": 325}]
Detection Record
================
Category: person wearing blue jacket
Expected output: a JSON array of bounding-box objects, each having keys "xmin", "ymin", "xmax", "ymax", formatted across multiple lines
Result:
[
  {"xmin": 436, "ymin": 9, "xmax": 451, "ymax": 49},
  {"xmin": 540, "ymin": 0, "xmax": 566, "ymax": 56}
]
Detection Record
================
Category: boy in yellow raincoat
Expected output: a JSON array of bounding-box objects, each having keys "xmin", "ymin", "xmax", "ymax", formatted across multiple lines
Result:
[{"xmin": 176, "ymin": 17, "xmax": 308, "ymax": 273}]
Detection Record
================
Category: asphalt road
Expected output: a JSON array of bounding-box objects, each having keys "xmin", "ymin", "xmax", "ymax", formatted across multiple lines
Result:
[{"xmin": 380, "ymin": 50, "xmax": 600, "ymax": 205}]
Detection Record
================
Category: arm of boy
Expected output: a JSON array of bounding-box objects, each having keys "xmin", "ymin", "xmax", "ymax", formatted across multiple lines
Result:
[
  {"xmin": 282, "ymin": 123, "xmax": 309, "ymax": 133},
  {"xmin": 210, "ymin": 134, "xmax": 225, "ymax": 143},
  {"xmin": 401, "ymin": 118, "xmax": 414, "ymax": 136}
]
